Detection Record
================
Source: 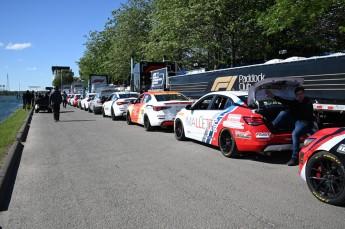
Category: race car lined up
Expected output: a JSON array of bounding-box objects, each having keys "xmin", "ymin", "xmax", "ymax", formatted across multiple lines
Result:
[
  {"xmin": 102, "ymin": 92, "xmax": 139, "ymax": 120},
  {"xmin": 299, "ymin": 127, "xmax": 345, "ymax": 206},
  {"xmin": 126, "ymin": 91, "xmax": 193, "ymax": 131},
  {"xmin": 174, "ymin": 78, "xmax": 308, "ymax": 158}
]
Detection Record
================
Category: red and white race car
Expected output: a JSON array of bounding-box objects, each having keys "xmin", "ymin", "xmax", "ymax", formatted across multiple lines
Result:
[
  {"xmin": 126, "ymin": 91, "xmax": 193, "ymax": 131},
  {"xmin": 299, "ymin": 127, "xmax": 345, "ymax": 205},
  {"xmin": 174, "ymin": 77, "xmax": 308, "ymax": 158}
]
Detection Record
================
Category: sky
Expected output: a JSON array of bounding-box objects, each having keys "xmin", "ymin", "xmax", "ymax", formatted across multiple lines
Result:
[{"xmin": 0, "ymin": 0, "xmax": 126, "ymax": 91}]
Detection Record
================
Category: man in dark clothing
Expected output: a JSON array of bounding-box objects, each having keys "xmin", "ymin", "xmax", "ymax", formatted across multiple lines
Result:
[
  {"xmin": 23, "ymin": 90, "xmax": 31, "ymax": 110},
  {"xmin": 266, "ymin": 86, "xmax": 315, "ymax": 166},
  {"xmin": 49, "ymin": 86, "xmax": 62, "ymax": 122}
]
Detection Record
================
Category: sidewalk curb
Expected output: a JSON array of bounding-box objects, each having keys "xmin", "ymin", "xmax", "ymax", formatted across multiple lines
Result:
[{"xmin": 0, "ymin": 108, "xmax": 33, "ymax": 208}]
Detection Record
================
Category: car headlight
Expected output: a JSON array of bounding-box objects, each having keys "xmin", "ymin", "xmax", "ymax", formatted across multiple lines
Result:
[{"xmin": 303, "ymin": 138, "xmax": 315, "ymax": 147}]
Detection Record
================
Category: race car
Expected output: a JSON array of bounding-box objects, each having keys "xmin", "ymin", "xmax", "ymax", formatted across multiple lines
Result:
[
  {"xmin": 299, "ymin": 127, "xmax": 345, "ymax": 206},
  {"xmin": 102, "ymin": 92, "xmax": 139, "ymax": 120},
  {"xmin": 174, "ymin": 77, "xmax": 308, "ymax": 158},
  {"xmin": 126, "ymin": 91, "xmax": 193, "ymax": 131}
]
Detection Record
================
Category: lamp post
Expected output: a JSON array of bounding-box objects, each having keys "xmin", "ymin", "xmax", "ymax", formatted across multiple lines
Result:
[{"xmin": 60, "ymin": 70, "xmax": 63, "ymax": 90}]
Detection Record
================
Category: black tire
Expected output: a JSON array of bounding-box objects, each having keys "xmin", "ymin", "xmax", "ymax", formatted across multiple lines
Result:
[
  {"xmin": 305, "ymin": 151, "xmax": 345, "ymax": 206},
  {"xmin": 218, "ymin": 128, "xmax": 239, "ymax": 158},
  {"xmin": 88, "ymin": 106, "xmax": 92, "ymax": 113},
  {"xmin": 111, "ymin": 109, "xmax": 117, "ymax": 121},
  {"xmin": 102, "ymin": 109, "xmax": 106, "ymax": 117},
  {"xmin": 94, "ymin": 108, "xmax": 97, "ymax": 115},
  {"xmin": 35, "ymin": 109, "xmax": 39, "ymax": 113},
  {"xmin": 175, "ymin": 119, "xmax": 186, "ymax": 141},
  {"xmin": 144, "ymin": 115, "xmax": 154, "ymax": 131},
  {"xmin": 48, "ymin": 108, "xmax": 52, "ymax": 113},
  {"xmin": 126, "ymin": 112, "xmax": 133, "ymax": 125}
]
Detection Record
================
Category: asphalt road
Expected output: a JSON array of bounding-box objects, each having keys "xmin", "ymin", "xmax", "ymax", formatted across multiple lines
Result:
[{"xmin": 0, "ymin": 105, "xmax": 344, "ymax": 228}]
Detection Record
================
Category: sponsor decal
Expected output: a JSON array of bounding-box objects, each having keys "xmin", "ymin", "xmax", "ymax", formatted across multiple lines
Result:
[
  {"xmin": 255, "ymin": 132, "xmax": 271, "ymax": 139},
  {"xmin": 235, "ymin": 131, "xmax": 251, "ymax": 139},
  {"xmin": 238, "ymin": 73, "xmax": 265, "ymax": 91},
  {"xmin": 211, "ymin": 76, "xmax": 238, "ymax": 91},
  {"xmin": 185, "ymin": 116, "xmax": 213, "ymax": 129},
  {"xmin": 93, "ymin": 79, "xmax": 105, "ymax": 83},
  {"xmin": 222, "ymin": 114, "xmax": 244, "ymax": 129},
  {"xmin": 336, "ymin": 144, "xmax": 345, "ymax": 154}
]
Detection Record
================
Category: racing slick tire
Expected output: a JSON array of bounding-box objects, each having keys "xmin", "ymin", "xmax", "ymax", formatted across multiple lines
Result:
[
  {"xmin": 111, "ymin": 109, "xmax": 117, "ymax": 121},
  {"xmin": 126, "ymin": 112, "xmax": 133, "ymax": 125},
  {"xmin": 218, "ymin": 128, "xmax": 239, "ymax": 158},
  {"xmin": 305, "ymin": 151, "xmax": 345, "ymax": 206},
  {"xmin": 175, "ymin": 119, "xmax": 186, "ymax": 141},
  {"xmin": 144, "ymin": 115, "xmax": 154, "ymax": 131}
]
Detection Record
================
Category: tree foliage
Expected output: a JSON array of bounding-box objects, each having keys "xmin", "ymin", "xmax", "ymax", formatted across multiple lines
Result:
[
  {"xmin": 52, "ymin": 70, "xmax": 74, "ymax": 88},
  {"xmin": 77, "ymin": 0, "xmax": 345, "ymax": 83}
]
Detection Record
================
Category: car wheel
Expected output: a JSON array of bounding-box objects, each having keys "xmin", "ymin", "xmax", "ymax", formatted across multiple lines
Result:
[
  {"xmin": 126, "ymin": 112, "xmax": 133, "ymax": 125},
  {"xmin": 48, "ymin": 108, "xmax": 52, "ymax": 113},
  {"xmin": 175, "ymin": 119, "xmax": 186, "ymax": 141},
  {"xmin": 144, "ymin": 115, "xmax": 154, "ymax": 131},
  {"xmin": 111, "ymin": 109, "xmax": 117, "ymax": 121},
  {"xmin": 88, "ymin": 106, "xmax": 92, "ymax": 113},
  {"xmin": 84, "ymin": 105, "xmax": 87, "ymax": 111},
  {"xmin": 306, "ymin": 151, "xmax": 345, "ymax": 206},
  {"xmin": 94, "ymin": 108, "xmax": 97, "ymax": 115},
  {"xmin": 218, "ymin": 129, "xmax": 239, "ymax": 158},
  {"xmin": 35, "ymin": 108, "xmax": 39, "ymax": 113},
  {"xmin": 102, "ymin": 109, "xmax": 106, "ymax": 117}
]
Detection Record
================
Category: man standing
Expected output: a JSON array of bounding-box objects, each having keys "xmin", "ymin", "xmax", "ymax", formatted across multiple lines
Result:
[
  {"xmin": 49, "ymin": 86, "xmax": 62, "ymax": 122},
  {"xmin": 266, "ymin": 86, "xmax": 315, "ymax": 166}
]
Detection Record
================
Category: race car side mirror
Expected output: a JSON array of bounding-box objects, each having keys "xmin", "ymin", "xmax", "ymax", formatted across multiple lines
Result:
[{"xmin": 185, "ymin": 104, "xmax": 192, "ymax": 110}]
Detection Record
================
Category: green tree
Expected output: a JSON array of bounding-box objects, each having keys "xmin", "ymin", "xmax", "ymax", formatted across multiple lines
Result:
[{"xmin": 52, "ymin": 70, "xmax": 74, "ymax": 87}]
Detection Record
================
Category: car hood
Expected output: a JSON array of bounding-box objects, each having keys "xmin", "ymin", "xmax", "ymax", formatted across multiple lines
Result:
[{"xmin": 247, "ymin": 77, "xmax": 304, "ymax": 105}]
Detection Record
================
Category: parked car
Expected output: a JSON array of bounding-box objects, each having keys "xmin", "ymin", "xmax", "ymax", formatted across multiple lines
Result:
[
  {"xmin": 71, "ymin": 94, "xmax": 81, "ymax": 107},
  {"xmin": 299, "ymin": 127, "xmax": 345, "ymax": 206},
  {"xmin": 102, "ymin": 92, "xmax": 139, "ymax": 120},
  {"xmin": 126, "ymin": 91, "xmax": 193, "ymax": 131},
  {"xmin": 174, "ymin": 77, "xmax": 308, "ymax": 158},
  {"xmin": 89, "ymin": 89, "xmax": 116, "ymax": 114},
  {"xmin": 68, "ymin": 94, "xmax": 75, "ymax": 106},
  {"xmin": 80, "ymin": 93, "xmax": 97, "ymax": 111}
]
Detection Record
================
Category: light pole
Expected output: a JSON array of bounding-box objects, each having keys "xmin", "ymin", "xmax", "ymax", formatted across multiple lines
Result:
[{"xmin": 60, "ymin": 70, "xmax": 63, "ymax": 91}]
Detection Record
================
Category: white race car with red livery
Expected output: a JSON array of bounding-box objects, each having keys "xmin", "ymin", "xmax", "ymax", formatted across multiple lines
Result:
[
  {"xmin": 174, "ymin": 77, "xmax": 307, "ymax": 158},
  {"xmin": 299, "ymin": 127, "xmax": 345, "ymax": 206},
  {"xmin": 126, "ymin": 91, "xmax": 193, "ymax": 131}
]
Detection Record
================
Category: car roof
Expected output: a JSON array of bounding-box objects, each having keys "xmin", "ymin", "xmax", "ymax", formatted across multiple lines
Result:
[{"xmin": 143, "ymin": 91, "xmax": 183, "ymax": 95}]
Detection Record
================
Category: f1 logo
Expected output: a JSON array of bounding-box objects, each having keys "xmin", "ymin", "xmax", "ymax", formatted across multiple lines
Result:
[{"xmin": 211, "ymin": 76, "xmax": 238, "ymax": 91}]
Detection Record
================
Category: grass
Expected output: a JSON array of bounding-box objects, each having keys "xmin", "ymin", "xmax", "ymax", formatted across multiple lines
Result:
[{"xmin": 0, "ymin": 108, "xmax": 30, "ymax": 169}]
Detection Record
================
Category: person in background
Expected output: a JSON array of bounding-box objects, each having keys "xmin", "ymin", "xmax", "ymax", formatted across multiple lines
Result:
[
  {"xmin": 23, "ymin": 90, "xmax": 31, "ymax": 110},
  {"xmin": 30, "ymin": 90, "xmax": 35, "ymax": 108},
  {"xmin": 62, "ymin": 91, "xmax": 68, "ymax": 108},
  {"xmin": 266, "ymin": 86, "xmax": 315, "ymax": 166},
  {"xmin": 49, "ymin": 86, "xmax": 62, "ymax": 122}
]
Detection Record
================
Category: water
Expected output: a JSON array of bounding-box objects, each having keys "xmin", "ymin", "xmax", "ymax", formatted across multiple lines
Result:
[{"xmin": 0, "ymin": 95, "xmax": 23, "ymax": 122}]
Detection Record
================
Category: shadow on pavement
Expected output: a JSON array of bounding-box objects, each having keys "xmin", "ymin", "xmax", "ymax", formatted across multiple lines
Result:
[{"xmin": 58, "ymin": 120, "xmax": 96, "ymax": 122}]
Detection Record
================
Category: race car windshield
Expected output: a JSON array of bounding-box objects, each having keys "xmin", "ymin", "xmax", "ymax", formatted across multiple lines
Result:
[{"xmin": 155, "ymin": 94, "xmax": 189, "ymax": 102}]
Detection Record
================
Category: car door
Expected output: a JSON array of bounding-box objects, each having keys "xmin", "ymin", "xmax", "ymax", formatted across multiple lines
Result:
[
  {"xmin": 104, "ymin": 94, "xmax": 116, "ymax": 116},
  {"xmin": 186, "ymin": 94, "xmax": 233, "ymax": 143}
]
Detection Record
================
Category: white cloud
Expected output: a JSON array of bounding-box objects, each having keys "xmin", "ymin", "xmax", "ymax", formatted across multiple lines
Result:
[
  {"xmin": 26, "ymin": 67, "xmax": 37, "ymax": 71},
  {"xmin": 6, "ymin": 42, "xmax": 32, "ymax": 50}
]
